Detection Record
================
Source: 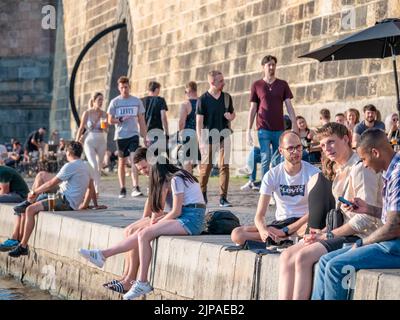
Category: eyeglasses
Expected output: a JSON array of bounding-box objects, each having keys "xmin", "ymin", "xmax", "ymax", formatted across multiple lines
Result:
[{"xmin": 282, "ymin": 144, "xmax": 303, "ymax": 153}]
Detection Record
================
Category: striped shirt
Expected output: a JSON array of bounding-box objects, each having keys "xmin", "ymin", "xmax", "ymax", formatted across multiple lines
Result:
[{"xmin": 381, "ymin": 152, "xmax": 400, "ymax": 224}]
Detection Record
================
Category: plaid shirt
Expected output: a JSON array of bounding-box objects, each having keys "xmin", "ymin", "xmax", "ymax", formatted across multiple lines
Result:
[{"xmin": 381, "ymin": 152, "xmax": 400, "ymax": 224}]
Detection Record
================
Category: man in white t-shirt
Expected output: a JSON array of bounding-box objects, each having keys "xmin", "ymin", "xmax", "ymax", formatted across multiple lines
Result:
[
  {"xmin": 231, "ymin": 131, "xmax": 320, "ymax": 245},
  {"xmin": 8, "ymin": 141, "xmax": 90, "ymax": 257},
  {"xmin": 107, "ymin": 76, "xmax": 148, "ymax": 199}
]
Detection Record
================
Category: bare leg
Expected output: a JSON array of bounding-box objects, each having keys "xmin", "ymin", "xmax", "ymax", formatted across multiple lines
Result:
[
  {"xmin": 137, "ymin": 220, "xmax": 187, "ymax": 282},
  {"xmin": 20, "ymin": 202, "xmax": 44, "ymax": 247},
  {"xmin": 278, "ymin": 241, "xmax": 306, "ymax": 300},
  {"xmin": 230, "ymin": 225, "xmax": 262, "ymax": 245},
  {"xmin": 118, "ymin": 157, "xmax": 126, "ymax": 189},
  {"xmin": 130, "ymin": 153, "xmax": 139, "ymax": 187},
  {"xmin": 101, "ymin": 224, "xmax": 150, "ymax": 258},
  {"xmin": 292, "ymin": 242, "xmax": 327, "ymax": 300},
  {"xmin": 11, "ymin": 216, "xmax": 22, "ymax": 240},
  {"xmin": 120, "ymin": 218, "xmax": 151, "ymax": 279}
]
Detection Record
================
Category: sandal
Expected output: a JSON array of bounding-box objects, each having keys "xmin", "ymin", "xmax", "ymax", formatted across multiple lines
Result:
[
  {"xmin": 106, "ymin": 281, "xmax": 128, "ymax": 294},
  {"xmin": 102, "ymin": 279, "xmax": 119, "ymax": 288}
]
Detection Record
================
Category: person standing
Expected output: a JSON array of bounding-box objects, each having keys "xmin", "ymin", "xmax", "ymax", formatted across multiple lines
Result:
[
  {"xmin": 23, "ymin": 127, "xmax": 46, "ymax": 161},
  {"xmin": 141, "ymin": 81, "xmax": 169, "ymax": 155},
  {"xmin": 247, "ymin": 55, "xmax": 297, "ymax": 181},
  {"xmin": 76, "ymin": 92, "xmax": 107, "ymax": 196},
  {"xmin": 178, "ymin": 81, "xmax": 198, "ymax": 174},
  {"xmin": 107, "ymin": 76, "xmax": 147, "ymax": 198},
  {"xmin": 196, "ymin": 70, "xmax": 235, "ymax": 207}
]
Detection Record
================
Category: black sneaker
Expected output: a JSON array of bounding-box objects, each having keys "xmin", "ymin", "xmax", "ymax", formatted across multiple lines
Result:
[
  {"xmin": 13, "ymin": 200, "xmax": 32, "ymax": 215},
  {"xmin": 219, "ymin": 197, "xmax": 232, "ymax": 207},
  {"xmin": 202, "ymin": 192, "xmax": 208, "ymax": 204},
  {"xmin": 8, "ymin": 245, "xmax": 29, "ymax": 258},
  {"xmin": 118, "ymin": 187, "xmax": 127, "ymax": 199}
]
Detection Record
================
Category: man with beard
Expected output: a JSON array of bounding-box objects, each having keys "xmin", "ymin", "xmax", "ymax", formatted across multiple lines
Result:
[
  {"xmin": 312, "ymin": 128, "xmax": 400, "ymax": 300},
  {"xmin": 231, "ymin": 131, "xmax": 320, "ymax": 246},
  {"xmin": 353, "ymin": 104, "xmax": 385, "ymax": 146},
  {"xmin": 246, "ymin": 55, "xmax": 298, "ymax": 181},
  {"xmin": 278, "ymin": 123, "xmax": 382, "ymax": 300}
]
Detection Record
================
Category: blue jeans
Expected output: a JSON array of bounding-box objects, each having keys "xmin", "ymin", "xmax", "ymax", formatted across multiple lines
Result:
[
  {"xmin": 258, "ymin": 129, "xmax": 283, "ymax": 179},
  {"xmin": 247, "ymin": 146, "xmax": 261, "ymax": 182},
  {"xmin": 177, "ymin": 207, "xmax": 206, "ymax": 235},
  {"xmin": 311, "ymin": 238, "xmax": 400, "ymax": 300}
]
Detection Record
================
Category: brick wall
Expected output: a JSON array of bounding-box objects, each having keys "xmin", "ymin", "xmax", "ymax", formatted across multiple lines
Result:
[
  {"xmin": 0, "ymin": 0, "xmax": 55, "ymax": 143},
  {"xmin": 57, "ymin": 0, "xmax": 400, "ymax": 160}
]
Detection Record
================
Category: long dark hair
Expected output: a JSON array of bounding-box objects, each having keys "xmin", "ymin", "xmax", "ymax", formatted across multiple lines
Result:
[{"xmin": 149, "ymin": 162, "xmax": 199, "ymax": 213}]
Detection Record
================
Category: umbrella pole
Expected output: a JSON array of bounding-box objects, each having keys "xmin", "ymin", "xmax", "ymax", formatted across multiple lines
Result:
[{"xmin": 390, "ymin": 43, "xmax": 400, "ymax": 114}]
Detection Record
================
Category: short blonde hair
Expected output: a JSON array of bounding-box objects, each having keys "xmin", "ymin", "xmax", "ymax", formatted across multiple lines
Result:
[{"xmin": 208, "ymin": 70, "xmax": 222, "ymax": 80}]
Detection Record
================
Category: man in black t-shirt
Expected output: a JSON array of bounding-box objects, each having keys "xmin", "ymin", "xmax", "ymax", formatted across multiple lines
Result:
[
  {"xmin": 24, "ymin": 127, "xmax": 46, "ymax": 160},
  {"xmin": 141, "ymin": 81, "xmax": 169, "ymax": 148},
  {"xmin": 196, "ymin": 70, "xmax": 235, "ymax": 207}
]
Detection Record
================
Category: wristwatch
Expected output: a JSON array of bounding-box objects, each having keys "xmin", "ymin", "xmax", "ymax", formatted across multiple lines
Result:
[
  {"xmin": 355, "ymin": 239, "xmax": 363, "ymax": 248},
  {"xmin": 281, "ymin": 226, "xmax": 290, "ymax": 236},
  {"xmin": 326, "ymin": 231, "xmax": 335, "ymax": 239}
]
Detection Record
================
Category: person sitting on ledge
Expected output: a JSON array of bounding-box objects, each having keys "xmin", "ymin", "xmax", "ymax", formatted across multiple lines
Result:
[
  {"xmin": 279, "ymin": 123, "xmax": 382, "ymax": 300},
  {"xmin": 3, "ymin": 141, "xmax": 91, "ymax": 257},
  {"xmin": 0, "ymin": 163, "xmax": 30, "ymax": 253},
  {"xmin": 312, "ymin": 128, "xmax": 400, "ymax": 300},
  {"xmin": 231, "ymin": 131, "xmax": 320, "ymax": 246},
  {"xmin": 79, "ymin": 158, "xmax": 206, "ymax": 300},
  {"xmin": 80, "ymin": 147, "xmax": 161, "ymax": 295}
]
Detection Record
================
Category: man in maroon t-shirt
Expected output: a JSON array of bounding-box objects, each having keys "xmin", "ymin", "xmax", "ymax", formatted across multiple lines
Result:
[{"xmin": 247, "ymin": 55, "xmax": 298, "ymax": 179}]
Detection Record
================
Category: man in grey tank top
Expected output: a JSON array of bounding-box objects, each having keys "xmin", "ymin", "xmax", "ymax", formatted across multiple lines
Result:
[{"xmin": 107, "ymin": 76, "xmax": 148, "ymax": 198}]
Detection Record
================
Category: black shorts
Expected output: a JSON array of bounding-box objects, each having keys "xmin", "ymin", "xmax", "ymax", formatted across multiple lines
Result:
[
  {"xmin": 266, "ymin": 217, "xmax": 300, "ymax": 245},
  {"xmin": 116, "ymin": 136, "xmax": 139, "ymax": 158},
  {"xmin": 267, "ymin": 217, "xmax": 300, "ymax": 229},
  {"xmin": 318, "ymin": 235, "xmax": 360, "ymax": 252}
]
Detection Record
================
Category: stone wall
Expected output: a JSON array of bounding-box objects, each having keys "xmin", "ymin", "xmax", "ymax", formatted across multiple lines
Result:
[
  {"xmin": 0, "ymin": 0, "xmax": 56, "ymax": 144},
  {"xmin": 56, "ymin": 0, "xmax": 400, "ymax": 157}
]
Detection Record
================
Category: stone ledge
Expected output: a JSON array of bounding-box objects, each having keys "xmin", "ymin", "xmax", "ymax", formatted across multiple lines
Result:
[{"xmin": 1, "ymin": 204, "xmax": 400, "ymax": 300}]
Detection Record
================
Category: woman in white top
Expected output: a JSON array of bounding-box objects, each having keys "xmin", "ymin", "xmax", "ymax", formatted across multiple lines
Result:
[
  {"xmin": 76, "ymin": 92, "xmax": 107, "ymax": 196},
  {"xmin": 78, "ymin": 160, "xmax": 206, "ymax": 299}
]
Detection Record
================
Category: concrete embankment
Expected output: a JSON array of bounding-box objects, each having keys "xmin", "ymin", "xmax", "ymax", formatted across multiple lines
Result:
[{"xmin": 0, "ymin": 204, "xmax": 399, "ymax": 300}]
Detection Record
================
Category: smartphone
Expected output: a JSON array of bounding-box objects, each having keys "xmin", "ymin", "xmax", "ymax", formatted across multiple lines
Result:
[{"xmin": 338, "ymin": 196, "xmax": 357, "ymax": 208}]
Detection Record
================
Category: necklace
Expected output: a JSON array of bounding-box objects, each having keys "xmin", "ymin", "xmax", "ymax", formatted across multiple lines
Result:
[{"xmin": 265, "ymin": 80, "xmax": 275, "ymax": 91}]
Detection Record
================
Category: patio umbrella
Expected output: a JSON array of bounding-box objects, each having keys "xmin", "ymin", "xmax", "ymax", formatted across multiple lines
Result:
[{"xmin": 299, "ymin": 18, "xmax": 400, "ymax": 113}]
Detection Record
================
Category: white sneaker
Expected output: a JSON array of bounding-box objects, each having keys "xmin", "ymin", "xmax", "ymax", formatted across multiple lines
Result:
[
  {"xmin": 123, "ymin": 281, "xmax": 153, "ymax": 300},
  {"xmin": 240, "ymin": 181, "xmax": 253, "ymax": 191},
  {"xmin": 131, "ymin": 187, "xmax": 142, "ymax": 197},
  {"xmin": 78, "ymin": 248, "xmax": 105, "ymax": 268}
]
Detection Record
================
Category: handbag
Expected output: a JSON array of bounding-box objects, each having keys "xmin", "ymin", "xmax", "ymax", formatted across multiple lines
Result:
[{"xmin": 325, "ymin": 177, "xmax": 350, "ymax": 232}]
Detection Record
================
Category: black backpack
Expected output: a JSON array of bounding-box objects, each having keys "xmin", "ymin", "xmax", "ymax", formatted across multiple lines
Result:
[{"xmin": 202, "ymin": 210, "xmax": 240, "ymax": 235}]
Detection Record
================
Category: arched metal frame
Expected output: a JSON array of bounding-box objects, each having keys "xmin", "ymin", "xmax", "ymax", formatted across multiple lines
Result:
[{"xmin": 69, "ymin": 22, "xmax": 127, "ymax": 127}]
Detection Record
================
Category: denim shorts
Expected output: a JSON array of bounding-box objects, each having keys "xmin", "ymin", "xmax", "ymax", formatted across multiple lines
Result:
[{"xmin": 177, "ymin": 207, "xmax": 206, "ymax": 235}]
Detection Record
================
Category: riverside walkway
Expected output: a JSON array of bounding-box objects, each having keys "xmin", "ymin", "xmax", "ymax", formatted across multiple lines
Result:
[{"xmin": 0, "ymin": 175, "xmax": 399, "ymax": 300}]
